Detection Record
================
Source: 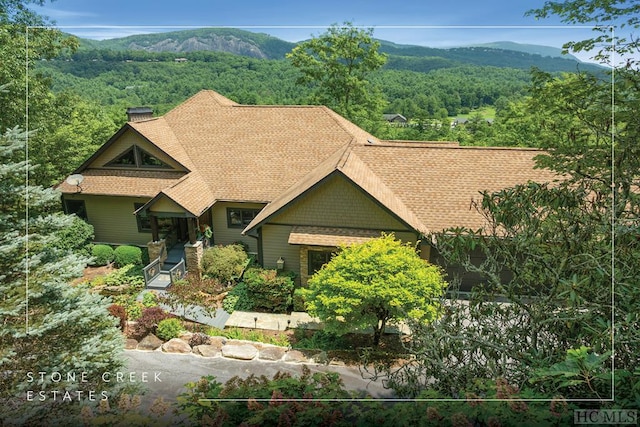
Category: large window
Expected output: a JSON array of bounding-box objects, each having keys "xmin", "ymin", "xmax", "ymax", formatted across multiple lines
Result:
[
  {"xmin": 106, "ymin": 145, "xmax": 171, "ymax": 169},
  {"xmin": 63, "ymin": 199, "xmax": 87, "ymax": 220},
  {"xmin": 134, "ymin": 203, "xmax": 151, "ymax": 232},
  {"xmin": 227, "ymin": 208, "xmax": 261, "ymax": 228},
  {"xmin": 308, "ymin": 250, "xmax": 335, "ymax": 275}
]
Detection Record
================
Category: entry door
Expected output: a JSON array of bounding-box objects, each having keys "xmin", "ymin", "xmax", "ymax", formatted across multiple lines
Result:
[{"xmin": 174, "ymin": 218, "xmax": 189, "ymax": 242}]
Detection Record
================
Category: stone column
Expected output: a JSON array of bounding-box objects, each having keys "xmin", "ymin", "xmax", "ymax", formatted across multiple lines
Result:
[
  {"xmin": 184, "ymin": 240, "xmax": 203, "ymax": 277},
  {"xmin": 148, "ymin": 239, "xmax": 167, "ymax": 264}
]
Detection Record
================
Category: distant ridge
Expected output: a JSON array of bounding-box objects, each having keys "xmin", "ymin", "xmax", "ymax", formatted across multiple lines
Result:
[{"xmin": 72, "ymin": 27, "xmax": 602, "ymax": 73}]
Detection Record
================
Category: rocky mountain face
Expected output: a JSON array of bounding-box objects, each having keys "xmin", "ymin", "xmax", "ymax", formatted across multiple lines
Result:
[{"xmin": 127, "ymin": 34, "xmax": 268, "ymax": 58}]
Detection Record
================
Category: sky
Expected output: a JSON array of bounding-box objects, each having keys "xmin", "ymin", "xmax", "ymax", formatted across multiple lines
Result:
[{"xmin": 32, "ymin": 0, "xmax": 609, "ymax": 62}]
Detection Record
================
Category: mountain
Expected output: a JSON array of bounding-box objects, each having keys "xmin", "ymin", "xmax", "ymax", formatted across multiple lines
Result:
[
  {"xmin": 464, "ymin": 41, "xmax": 578, "ymax": 60},
  {"xmin": 78, "ymin": 28, "xmax": 296, "ymax": 60},
  {"xmin": 73, "ymin": 28, "xmax": 602, "ymax": 73}
]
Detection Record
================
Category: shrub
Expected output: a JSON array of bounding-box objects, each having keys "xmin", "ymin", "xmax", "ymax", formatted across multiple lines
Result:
[
  {"xmin": 293, "ymin": 288, "xmax": 307, "ymax": 312},
  {"xmin": 222, "ymin": 282, "xmax": 253, "ymax": 313},
  {"xmin": 131, "ymin": 306, "xmax": 173, "ymax": 339},
  {"xmin": 200, "ymin": 244, "xmax": 248, "ymax": 283},
  {"xmin": 92, "ymin": 244, "xmax": 114, "ymax": 266},
  {"xmin": 107, "ymin": 304, "xmax": 127, "ymax": 331},
  {"xmin": 156, "ymin": 318, "xmax": 183, "ymax": 341},
  {"xmin": 142, "ymin": 292, "xmax": 158, "ymax": 308},
  {"xmin": 242, "ymin": 268, "xmax": 294, "ymax": 313},
  {"xmin": 114, "ymin": 245, "xmax": 142, "ymax": 267},
  {"xmin": 53, "ymin": 215, "xmax": 94, "ymax": 255}
]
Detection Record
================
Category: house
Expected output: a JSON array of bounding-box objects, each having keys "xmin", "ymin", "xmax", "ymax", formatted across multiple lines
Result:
[
  {"xmin": 382, "ymin": 113, "xmax": 408, "ymax": 124},
  {"xmin": 57, "ymin": 90, "xmax": 556, "ymax": 287}
]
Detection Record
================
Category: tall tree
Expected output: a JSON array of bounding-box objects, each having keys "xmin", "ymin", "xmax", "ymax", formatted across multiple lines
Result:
[
  {"xmin": 0, "ymin": 125, "xmax": 126, "ymax": 425},
  {"xmin": 381, "ymin": 0, "xmax": 640, "ymax": 402},
  {"xmin": 286, "ymin": 22, "xmax": 387, "ymax": 127}
]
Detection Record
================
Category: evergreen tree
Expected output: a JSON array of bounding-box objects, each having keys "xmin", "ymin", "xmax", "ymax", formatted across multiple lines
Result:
[{"xmin": 0, "ymin": 125, "xmax": 125, "ymax": 425}]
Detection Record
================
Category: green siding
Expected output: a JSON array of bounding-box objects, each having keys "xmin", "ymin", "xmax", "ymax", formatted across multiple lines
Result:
[
  {"xmin": 261, "ymin": 224, "xmax": 300, "ymax": 277},
  {"xmin": 210, "ymin": 201, "xmax": 265, "ymax": 253},
  {"xmin": 64, "ymin": 194, "xmax": 152, "ymax": 245},
  {"xmin": 274, "ymin": 174, "xmax": 406, "ymax": 230}
]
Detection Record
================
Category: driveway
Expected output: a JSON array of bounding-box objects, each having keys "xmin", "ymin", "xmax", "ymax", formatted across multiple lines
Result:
[{"xmin": 123, "ymin": 349, "xmax": 395, "ymax": 404}]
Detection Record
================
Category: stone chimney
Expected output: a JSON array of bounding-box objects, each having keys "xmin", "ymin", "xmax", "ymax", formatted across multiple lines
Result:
[{"xmin": 126, "ymin": 107, "xmax": 153, "ymax": 122}]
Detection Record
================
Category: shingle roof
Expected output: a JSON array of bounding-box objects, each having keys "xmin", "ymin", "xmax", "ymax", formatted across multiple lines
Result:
[
  {"xmin": 59, "ymin": 90, "xmax": 557, "ymax": 231},
  {"xmin": 55, "ymin": 169, "xmax": 185, "ymax": 197},
  {"xmin": 288, "ymin": 226, "xmax": 385, "ymax": 246}
]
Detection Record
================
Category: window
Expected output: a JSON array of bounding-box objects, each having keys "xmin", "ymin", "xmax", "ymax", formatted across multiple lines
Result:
[
  {"xmin": 106, "ymin": 145, "xmax": 171, "ymax": 169},
  {"xmin": 63, "ymin": 199, "xmax": 87, "ymax": 220},
  {"xmin": 227, "ymin": 208, "xmax": 261, "ymax": 228},
  {"xmin": 135, "ymin": 203, "xmax": 151, "ymax": 232},
  {"xmin": 308, "ymin": 250, "xmax": 335, "ymax": 275}
]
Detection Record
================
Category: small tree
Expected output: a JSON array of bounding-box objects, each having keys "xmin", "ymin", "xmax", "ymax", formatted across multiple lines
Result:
[{"xmin": 305, "ymin": 234, "xmax": 447, "ymax": 346}]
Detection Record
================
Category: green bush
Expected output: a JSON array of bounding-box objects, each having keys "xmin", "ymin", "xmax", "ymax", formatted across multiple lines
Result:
[
  {"xmin": 53, "ymin": 215, "xmax": 94, "ymax": 255},
  {"xmin": 91, "ymin": 244, "xmax": 114, "ymax": 266},
  {"xmin": 156, "ymin": 318, "xmax": 184, "ymax": 341},
  {"xmin": 141, "ymin": 292, "xmax": 158, "ymax": 307},
  {"xmin": 242, "ymin": 268, "xmax": 294, "ymax": 313},
  {"xmin": 200, "ymin": 244, "xmax": 248, "ymax": 283},
  {"xmin": 293, "ymin": 288, "xmax": 308, "ymax": 312},
  {"xmin": 222, "ymin": 282, "xmax": 253, "ymax": 313},
  {"xmin": 114, "ymin": 245, "xmax": 142, "ymax": 267}
]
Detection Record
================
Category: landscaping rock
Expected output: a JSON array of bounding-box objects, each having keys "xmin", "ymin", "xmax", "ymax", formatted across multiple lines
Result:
[
  {"xmin": 283, "ymin": 350, "xmax": 308, "ymax": 363},
  {"xmin": 162, "ymin": 338, "xmax": 192, "ymax": 354},
  {"xmin": 208, "ymin": 336, "xmax": 227, "ymax": 348},
  {"xmin": 189, "ymin": 332, "xmax": 212, "ymax": 347},
  {"xmin": 137, "ymin": 334, "xmax": 163, "ymax": 351},
  {"xmin": 259, "ymin": 346, "xmax": 286, "ymax": 361},
  {"xmin": 124, "ymin": 339, "xmax": 138, "ymax": 350},
  {"xmin": 178, "ymin": 332, "xmax": 194, "ymax": 342},
  {"xmin": 310, "ymin": 351, "xmax": 328, "ymax": 364},
  {"xmin": 193, "ymin": 345, "xmax": 221, "ymax": 358},
  {"xmin": 221, "ymin": 344, "xmax": 258, "ymax": 360}
]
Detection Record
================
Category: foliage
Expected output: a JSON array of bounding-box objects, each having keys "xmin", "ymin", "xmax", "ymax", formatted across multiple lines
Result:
[
  {"xmin": 175, "ymin": 366, "xmax": 357, "ymax": 426},
  {"xmin": 0, "ymin": 126, "xmax": 125, "ymax": 424},
  {"xmin": 292, "ymin": 287, "xmax": 307, "ymax": 312},
  {"xmin": 286, "ymin": 22, "xmax": 388, "ymax": 126},
  {"xmin": 51, "ymin": 214, "xmax": 94, "ymax": 255},
  {"xmin": 113, "ymin": 244, "xmax": 142, "ymax": 267},
  {"xmin": 159, "ymin": 276, "xmax": 224, "ymax": 318},
  {"xmin": 108, "ymin": 303, "xmax": 128, "ymax": 331},
  {"xmin": 219, "ymin": 328, "xmax": 290, "ymax": 347},
  {"xmin": 305, "ymin": 234, "xmax": 447, "ymax": 346},
  {"xmin": 241, "ymin": 267, "xmax": 294, "ymax": 313},
  {"xmin": 130, "ymin": 306, "xmax": 173, "ymax": 339},
  {"xmin": 221, "ymin": 282, "xmax": 252, "ymax": 313},
  {"xmin": 141, "ymin": 291, "xmax": 158, "ymax": 307},
  {"xmin": 292, "ymin": 330, "xmax": 345, "ymax": 351},
  {"xmin": 200, "ymin": 244, "xmax": 249, "ymax": 284},
  {"xmin": 91, "ymin": 243, "xmax": 115, "ymax": 265},
  {"xmin": 155, "ymin": 318, "xmax": 184, "ymax": 341}
]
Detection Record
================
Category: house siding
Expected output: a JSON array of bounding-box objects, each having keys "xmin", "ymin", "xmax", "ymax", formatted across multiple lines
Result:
[
  {"xmin": 210, "ymin": 201, "xmax": 266, "ymax": 253},
  {"xmin": 64, "ymin": 194, "xmax": 152, "ymax": 246},
  {"xmin": 150, "ymin": 196, "xmax": 187, "ymax": 214},
  {"xmin": 262, "ymin": 174, "xmax": 420, "ymax": 285},
  {"xmin": 261, "ymin": 224, "xmax": 300, "ymax": 276},
  {"xmin": 273, "ymin": 174, "xmax": 407, "ymax": 230}
]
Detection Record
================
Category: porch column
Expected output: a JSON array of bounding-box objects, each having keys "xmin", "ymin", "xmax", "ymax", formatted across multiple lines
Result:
[
  {"xmin": 184, "ymin": 240, "xmax": 203, "ymax": 277},
  {"xmin": 150, "ymin": 215, "xmax": 159, "ymax": 242},
  {"xmin": 187, "ymin": 217, "xmax": 197, "ymax": 244}
]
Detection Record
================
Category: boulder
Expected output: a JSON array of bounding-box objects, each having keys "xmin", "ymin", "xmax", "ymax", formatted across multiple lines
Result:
[
  {"xmin": 221, "ymin": 344, "xmax": 258, "ymax": 360},
  {"xmin": 283, "ymin": 350, "xmax": 308, "ymax": 363},
  {"xmin": 137, "ymin": 334, "xmax": 163, "ymax": 351},
  {"xmin": 162, "ymin": 338, "xmax": 192, "ymax": 354},
  {"xmin": 259, "ymin": 346, "xmax": 286, "ymax": 361},
  {"xmin": 193, "ymin": 345, "xmax": 221, "ymax": 358},
  {"xmin": 124, "ymin": 339, "xmax": 138, "ymax": 350}
]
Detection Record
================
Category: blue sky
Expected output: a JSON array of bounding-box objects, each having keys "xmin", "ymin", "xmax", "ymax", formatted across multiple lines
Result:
[{"xmin": 33, "ymin": 0, "xmax": 602, "ymax": 60}]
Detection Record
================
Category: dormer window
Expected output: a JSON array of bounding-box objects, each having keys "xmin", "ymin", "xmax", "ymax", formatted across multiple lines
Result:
[{"xmin": 106, "ymin": 145, "xmax": 171, "ymax": 169}]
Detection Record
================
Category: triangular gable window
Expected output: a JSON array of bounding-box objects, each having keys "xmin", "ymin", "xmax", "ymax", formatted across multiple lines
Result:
[{"xmin": 106, "ymin": 145, "xmax": 172, "ymax": 169}]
